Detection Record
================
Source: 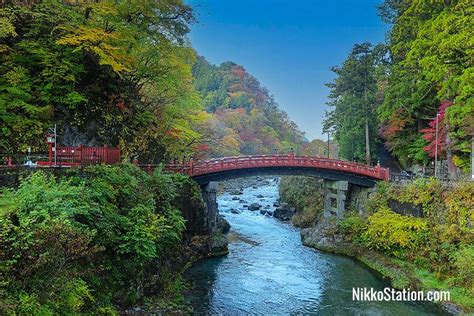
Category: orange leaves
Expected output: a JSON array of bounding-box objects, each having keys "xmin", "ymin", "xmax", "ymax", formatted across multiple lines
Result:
[
  {"xmin": 230, "ymin": 65, "xmax": 246, "ymax": 79},
  {"xmin": 165, "ymin": 128, "xmax": 183, "ymax": 139},
  {"xmin": 420, "ymin": 100, "xmax": 452, "ymax": 158}
]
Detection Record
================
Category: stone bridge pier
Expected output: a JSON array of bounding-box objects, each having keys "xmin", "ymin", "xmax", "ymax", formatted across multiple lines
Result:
[
  {"xmin": 323, "ymin": 180, "xmax": 373, "ymax": 217},
  {"xmin": 323, "ymin": 180, "xmax": 348, "ymax": 217},
  {"xmin": 200, "ymin": 179, "xmax": 374, "ymax": 231}
]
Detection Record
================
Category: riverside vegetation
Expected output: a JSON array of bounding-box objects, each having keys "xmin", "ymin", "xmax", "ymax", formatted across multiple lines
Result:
[
  {"xmin": 0, "ymin": 164, "xmax": 212, "ymax": 314},
  {"xmin": 0, "ymin": 0, "xmax": 472, "ymax": 313},
  {"xmin": 279, "ymin": 177, "xmax": 474, "ymax": 313}
]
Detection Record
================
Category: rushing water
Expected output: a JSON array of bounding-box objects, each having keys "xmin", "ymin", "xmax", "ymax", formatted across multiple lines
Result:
[{"xmin": 184, "ymin": 178, "xmax": 445, "ymax": 315}]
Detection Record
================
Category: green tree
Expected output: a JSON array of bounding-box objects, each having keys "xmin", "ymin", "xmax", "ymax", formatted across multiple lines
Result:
[
  {"xmin": 0, "ymin": 0, "xmax": 201, "ymax": 164},
  {"xmin": 323, "ymin": 43, "xmax": 387, "ymax": 163},
  {"xmin": 378, "ymin": 0, "xmax": 473, "ymax": 170}
]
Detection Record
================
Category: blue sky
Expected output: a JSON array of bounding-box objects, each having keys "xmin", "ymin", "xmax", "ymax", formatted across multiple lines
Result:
[{"xmin": 188, "ymin": 0, "xmax": 389, "ymax": 140}]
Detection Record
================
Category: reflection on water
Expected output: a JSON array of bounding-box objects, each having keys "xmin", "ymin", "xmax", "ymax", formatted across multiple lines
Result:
[{"xmin": 184, "ymin": 179, "xmax": 445, "ymax": 315}]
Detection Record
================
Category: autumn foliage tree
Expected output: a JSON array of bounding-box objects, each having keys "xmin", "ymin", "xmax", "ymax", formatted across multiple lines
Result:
[
  {"xmin": 377, "ymin": 0, "xmax": 473, "ymax": 171},
  {"xmin": 0, "ymin": 0, "xmax": 202, "ymax": 163}
]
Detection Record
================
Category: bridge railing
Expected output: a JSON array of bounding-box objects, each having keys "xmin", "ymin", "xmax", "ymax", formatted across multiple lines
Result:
[
  {"xmin": 36, "ymin": 146, "xmax": 120, "ymax": 167},
  {"xmin": 165, "ymin": 154, "xmax": 390, "ymax": 181}
]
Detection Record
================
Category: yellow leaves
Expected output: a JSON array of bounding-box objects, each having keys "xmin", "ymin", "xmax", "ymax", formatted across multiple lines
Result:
[
  {"xmin": 222, "ymin": 133, "xmax": 241, "ymax": 150},
  {"xmin": 57, "ymin": 26, "xmax": 132, "ymax": 73},
  {"xmin": 364, "ymin": 207, "xmax": 428, "ymax": 257},
  {"xmin": 445, "ymin": 182, "xmax": 474, "ymax": 231},
  {"xmin": 0, "ymin": 16, "xmax": 16, "ymax": 38},
  {"xmin": 57, "ymin": 26, "xmax": 108, "ymax": 46},
  {"xmin": 87, "ymin": 1, "xmax": 119, "ymax": 17}
]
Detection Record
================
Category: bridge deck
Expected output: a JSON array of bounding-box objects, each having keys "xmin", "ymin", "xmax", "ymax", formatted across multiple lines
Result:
[{"xmin": 165, "ymin": 154, "xmax": 390, "ymax": 181}]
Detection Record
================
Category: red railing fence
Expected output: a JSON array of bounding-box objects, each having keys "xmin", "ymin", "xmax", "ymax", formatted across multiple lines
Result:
[
  {"xmin": 36, "ymin": 145, "xmax": 120, "ymax": 167},
  {"xmin": 165, "ymin": 154, "xmax": 390, "ymax": 181}
]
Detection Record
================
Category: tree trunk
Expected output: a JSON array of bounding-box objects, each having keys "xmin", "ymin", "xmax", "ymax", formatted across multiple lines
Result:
[{"xmin": 365, "ymin": 119, "xmax": 371, "ymax": 165}]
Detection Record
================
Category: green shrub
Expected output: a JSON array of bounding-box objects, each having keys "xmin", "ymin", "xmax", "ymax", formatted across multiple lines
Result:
[
  {"xmin": 0, "ymin": 164, "xmax": 196, "ymax": 314},
  {"xmin": 394, "ymin": 178, "xmax": 445, "ymax": 220},
  {"xmin": 451, "ymin": 245, "xmax": 474, "ymax": 290},
  {"xmin": 362, "ymin": 207, "xmax": 428, "ymax": 258},
  {"xmin": 445, "ymin": 181, "xmax": 474, "ymax": 231},
  {"xmin": 279, "ymin": 176, "xmax": 323, "ymax": 227},
  {"xmin": 338, "ymin": 215, "xmax": 367, "ymax": 243}
]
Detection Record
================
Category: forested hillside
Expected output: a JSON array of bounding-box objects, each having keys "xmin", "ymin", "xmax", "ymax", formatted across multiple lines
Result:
[
  {"xmin": 191, "ymin": 56, "xmax": 306, "ymax": 158},
  {"xmin": 0, "ymin": 1, "xmax": 318, "ymax": 164},
  {"xmin": 324, "ymin": 0, "xmax": 473, "ymax": 175}
]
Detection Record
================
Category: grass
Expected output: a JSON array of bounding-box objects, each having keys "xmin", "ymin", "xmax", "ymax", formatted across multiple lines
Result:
[{"xmin": 411, "ymin": 266, "xmax": 474, "ymax": 311}]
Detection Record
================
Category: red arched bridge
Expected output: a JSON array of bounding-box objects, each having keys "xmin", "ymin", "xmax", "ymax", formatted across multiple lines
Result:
[
  {"xmin": 2, "ymin": 145, "xmax": 389, "ymax": 188},
  {"xmin": 165, "ymin": 154, "xmax": 390, "ymax": 187}
]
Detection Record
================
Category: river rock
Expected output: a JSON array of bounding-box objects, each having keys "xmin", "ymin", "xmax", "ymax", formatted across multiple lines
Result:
[
  {"xmin": 264, "ymin": 205, "xmax": 270, "ymax": 209},
  {"xmin": 256, "ymin": 194, "xmax": 264, "ymax": 198},
  {"xmin": 300, "ymin": 217, "xmax": 340, "ymax": 249},
  {"xmin": 230, "ymin": 208, "xmax": 240, "ymax": 214},
  {"xmin": 210, "ymin": 234, "xmax": 229, "ymax": 256},
  {"xmin": 243, "ymin": 204, "xmax": 248, "ymax": 208},
  {"xmin": 230, "ymin": 189, "xmax": 243, "ymax": 195},
  {"xmin": 249, "ymin": 203, "xmax": 261, "ymax": 211},
  {"xmin": 216, "ymin": 215, "xmax": 231, "ymax": 234},
  {"xmin": 273, "ymin": 202, "xmax": 294, "ymax": 221},
  {"xmin": 239, "ymin": 199, "xmax": 247, "ymax": 203},
  {"xmin": 232, "ymin": 196, "xmax": 240, "ymax": 200},
  {"xmin": 252, "ymin": 186, "xmax": 258, "ymax": 189},
  {"xmin": 259, "ymin": 209, "xmax": 267, "ymax": 215},
  {"xmin": 273, "ymin": 202, "xmax": 280, "ymax": 207}
]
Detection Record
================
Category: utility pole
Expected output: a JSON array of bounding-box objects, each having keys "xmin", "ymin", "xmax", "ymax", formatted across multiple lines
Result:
[
  {"xmin": 434, "ymin": 113, "xmax": 440, "ymax": 178},
  {"xmin": 364, "ymin": 81, "xmax": 371, "ymax": 166},
  {"xmin": 365, "ymin": 119, "xmax": 371, "ymax": 165},
  {"xmin": 327, "ymin": 132, "xmax": 330, "ymax": 158},
  {"xmin": 53, "ymin": 124, "xmax": 57, "ymax": 167},
  {"xmin": 471, "ymin": 136, "xmax": 473, "ymax": 181}
]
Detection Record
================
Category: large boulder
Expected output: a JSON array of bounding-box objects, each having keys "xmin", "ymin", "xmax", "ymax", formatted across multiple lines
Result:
[
  {"xmin": 216, "ymin": 215, "xmax": 231, "ymax": 234},
  {"xmin": 210, "ymin": 234, "xmax": 229, "ymax": 256},
  {"xmin": 249, "ymin": 203, "xmax": 261, "ymax": 211},
  {"xmin": 273, "ymin": 202, "xmax": 295, "ymax": 221}
]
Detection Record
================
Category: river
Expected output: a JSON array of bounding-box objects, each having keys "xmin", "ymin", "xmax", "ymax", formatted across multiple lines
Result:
[{"xmin": 184, "ymin": 178, "xmax": 445, "ymax": 315}]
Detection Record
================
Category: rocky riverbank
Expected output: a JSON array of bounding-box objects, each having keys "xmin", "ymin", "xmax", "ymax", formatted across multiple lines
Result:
[
  {"xmin": 276, "ymin": 177, "xmax": 473, "ymax": 314},
  {"xmin": 299, "ymin": 217, "xmax": 463, "ymax": 315}
]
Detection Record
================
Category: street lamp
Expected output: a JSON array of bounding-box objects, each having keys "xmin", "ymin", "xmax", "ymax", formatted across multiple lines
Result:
[
  {"xmin": 46, "ymin": 133, "xmax": 55, "ymax": 165},
  {"xmin": 46, "ymin": 124, "xmax": 57, "ymax": 166},
  {"xmin": 434, "ymin": 113, "xmax": 440, "ymax": 178}
]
